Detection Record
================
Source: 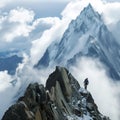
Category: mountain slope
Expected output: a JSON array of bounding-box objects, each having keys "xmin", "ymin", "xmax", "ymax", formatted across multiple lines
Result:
[
  {"xmin": 2, "ymin": 66, "xmax": 110, "ymax": 120},
  {"xmin": 36, "ymin": 4, "xmax": 120, "ymax": 80}
]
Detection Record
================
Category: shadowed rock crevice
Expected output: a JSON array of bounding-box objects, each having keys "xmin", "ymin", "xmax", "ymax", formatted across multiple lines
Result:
[{"xmin": 2, "ymin": 66, "xmax": 110, "ymax": 120}]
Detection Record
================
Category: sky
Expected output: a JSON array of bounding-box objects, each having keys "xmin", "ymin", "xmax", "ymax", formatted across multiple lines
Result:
[
  {"xmin": 0, "ymin": 0, "xmax": 120, "ymax": 120},
  {"xmin": 0, "ymin": 0, "xmax": 69, "ymax": 18}
]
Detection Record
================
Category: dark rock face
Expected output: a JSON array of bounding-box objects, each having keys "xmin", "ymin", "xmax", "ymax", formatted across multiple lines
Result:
[{"xmin": 2, "ymin": 66, "xmax": 110, "ymax": 120}]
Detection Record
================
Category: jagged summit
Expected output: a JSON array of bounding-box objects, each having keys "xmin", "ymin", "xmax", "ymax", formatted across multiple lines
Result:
[
  {"xmin": 2, "ymin": 66, "xmax": 110, "ymax": 120},
  {"xmin": 72, "ymin": 3, "xmax": 102, "ymax": 35},
  {"xmin": 87, "ymin": 3, "xmax": 93, "ymax": 9},
  {"xmin": 80, "ymin": 3, "xmax": 101, "ymax": 20}
]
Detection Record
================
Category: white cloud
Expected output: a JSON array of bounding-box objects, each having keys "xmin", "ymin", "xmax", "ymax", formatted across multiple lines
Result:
[
  {"xmin": 70, "ymin": 57, "xmax": 120, "ymax": 120},
  {"xmin": 0, "ymin": 8, "xmax": 57, "ymax": 52},
  {"xmin": 3, "ymin": 7, "xmax": 34, "ymax": 42},
  {"xmin": 108, "ymin": 21, "xmax": 120, "ymax": 44},
  {"xmin": 8, "ymin": 7, "xmax": 34, "ymax": 24},
  {"xmin": 0, "ymin": 7, "xmax": 34, "ymax": 42},
  {"xmin": 103, "ymin": 2, "xmax": 120, "ymax": 24},
  {"xmin": 0, "ymin": 71, "xmax": 12, "ymax": 91},
  {"xmin": 3, "ymin": 24, "xmax": 33, "ymax": 42}
]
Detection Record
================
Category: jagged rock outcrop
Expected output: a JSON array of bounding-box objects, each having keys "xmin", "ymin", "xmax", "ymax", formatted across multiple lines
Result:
[{"xmin": 2, "ymin": 66, "xmax": 110, "ymax": 120}]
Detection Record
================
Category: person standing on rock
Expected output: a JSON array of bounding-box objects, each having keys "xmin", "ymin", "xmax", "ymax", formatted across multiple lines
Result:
[{"xmin": 84, "ymin": 78, "xmax": 89, "ymax": 90}]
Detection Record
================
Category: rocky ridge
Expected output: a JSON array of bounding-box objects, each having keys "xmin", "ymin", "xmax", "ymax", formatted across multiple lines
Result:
[{"xmin": 2, "ymin": 66, "xmax": 110, "ymax": 120}]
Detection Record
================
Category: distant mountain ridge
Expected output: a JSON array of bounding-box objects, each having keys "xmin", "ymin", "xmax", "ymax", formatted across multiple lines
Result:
[{"xmin": 36, "ymin": 4, "xmax": 120, "ymax": 80}]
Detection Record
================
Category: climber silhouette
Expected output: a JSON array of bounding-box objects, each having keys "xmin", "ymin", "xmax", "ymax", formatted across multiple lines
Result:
[{"xmin": 84, "ymin": 78, "xmax": 89, "ymax": 90}]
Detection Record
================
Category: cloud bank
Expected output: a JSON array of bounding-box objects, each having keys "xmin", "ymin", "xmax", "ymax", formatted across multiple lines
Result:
[
  {"xmin": 0, "ymin": 7, "xmax": 34, "ymax": 52},
  {"xmin": 0, "ymin": 7, "xmax": 58, "ymax": 53}
]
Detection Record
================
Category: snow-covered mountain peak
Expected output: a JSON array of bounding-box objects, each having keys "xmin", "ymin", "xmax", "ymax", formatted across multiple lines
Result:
[
  {"xmin": 49, "ymin": 4, "xmax": 104, "ymax": 64},
  {"xmin": 36, "ymin": 4, "xmax": 120, "ymax": 80},
  {"xmin": 61, "ymin": 4, "xmax": 103, "ymax": 44},
  {"xmin": 36, "ymin": 4, "xmax": 105, "ymax": 67}
]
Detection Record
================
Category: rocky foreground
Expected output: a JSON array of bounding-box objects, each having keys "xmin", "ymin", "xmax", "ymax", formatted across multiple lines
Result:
[{"xmin": 2, "ymin": 66, "xmax": 110, "ymax": 120}]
